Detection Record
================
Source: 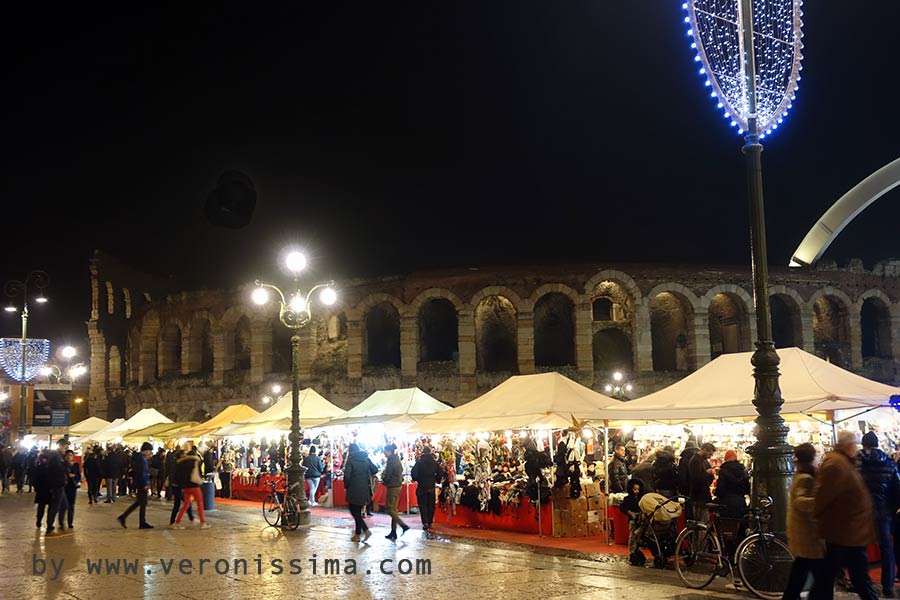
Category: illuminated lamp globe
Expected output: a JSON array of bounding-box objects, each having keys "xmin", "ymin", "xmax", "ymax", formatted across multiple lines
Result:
[
  {"xmin": 74, "ymin": 398, "xmax": 83, "ymax": 404},
  {"xmin": 320, "ymin": 287, "xmax": 337, "ymax": 306},
  {"xmin": 605, "ymin": 384, "xmax": 613, "ymax": 392},
  {"xmin": 289, "ymin": 294, "xmax": 307, "ymax": 313},
  {"xmin": 4, "ymin": 306, "xmax": 16, "ymax": 313},
  {"xmin": 62, "ymin": 346, "xmax": 77, "ymax": 359},
  {"xmin": 35, "ymin": 296, "xmax": 48, "ymax": 304},
  {"xmin": 40, "ymin": 366, "xmax": 53, "ymax": 376},
  {"xmin": 251, "ymin": 287, "xmax": 269, "ymax": 305},
  {"xmin": 272, "ymin": 384, "xmax": 282, "ymax": 394},
  {"xmin": 285, "ymin": 251, "xmax": 307, "ymax": 273},
  {"xmin": 613, "ymin": 371, "xmax": 623, "ymax": 382}
]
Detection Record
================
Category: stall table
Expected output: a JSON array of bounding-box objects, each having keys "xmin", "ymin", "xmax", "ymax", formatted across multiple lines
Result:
[
  {"xmin": 231, "ymin": 473, "xmax": 285, "ymax": 502},
  {"xmin": 329, "ymin": 480, "xmax": 418, "ymax": 511},
  {"xmin": 435, "ymin": 498, "xmax": 552, "ymax": 535}
]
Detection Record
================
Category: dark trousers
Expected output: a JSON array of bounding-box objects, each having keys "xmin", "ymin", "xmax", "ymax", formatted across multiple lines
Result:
[
  {"xmin": 156, "ymin": 472, "xmax": 166, "ymax": 497},
  {"xmin": 87, "ymin": 477, "xmax": 101, "ymax": 502},
  {"xmin": 818, "ymin": 543, "xmax": 877, "ymax": 600},
  {"xmin": 47, "ymin": 487, "xmax": 66, "ymax": 531},
  {"xmin": 65, "ymin": 486, "xmax": 76, "ymax": 527},
  {"xmin": 416, "ymin": 489, "xmax": 436, "ymax": 527},
  {"xmin": 36, "ymin": 501, "xmax": 49, "ymax": 527},
  {"xmin": 15, "ymin": 467, "xmax": 25, "ymax": 492},
  {"xmin": 169, "ymin": 486, "xmax": 194, "ymax": 524},
  {"xmin": 220, "ymin": 472, "xmax": 231, "ymax": 498},
  {"xmin": 119, "ymin": 487, "xmax": 148, "ymax": 526},
  {"xmin": 782, "ymin": 556, "xmax": 828, "ymax": 600},
  {"xmin": 349, "ymin": 503, "xmax": 368, "ymax": 534},
  {"xmin": 876, "ymin": 518, "xmax": 895, "ymax": 594},
  {"xmin": 893, "ymin": 514, "xmax": 900, "ymax": 581}
]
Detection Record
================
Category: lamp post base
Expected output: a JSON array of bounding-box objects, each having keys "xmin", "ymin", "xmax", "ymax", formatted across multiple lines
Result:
[{"xmin": 294, "ymin": 509, "xmax": 311, "ymax": 527}]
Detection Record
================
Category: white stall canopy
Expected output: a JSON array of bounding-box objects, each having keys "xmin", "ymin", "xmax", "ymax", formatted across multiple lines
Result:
[
  {"xmin": 322, "ymin": 387, "xmax": 451, "ymax": 431},
  {"xmin": 216, "ymin": 389, "xmax": 345, "ymax": 435},
  {"xmin": 409, "ymin": 372, "xmax": 622, "ymax": 434},
  {"xmin": 67, "ymin": 416, "xmax": 111, "ymax": 437},
  {"xmin": 88, "ymin": 408, "xmax": 173, "ymax": 442}
]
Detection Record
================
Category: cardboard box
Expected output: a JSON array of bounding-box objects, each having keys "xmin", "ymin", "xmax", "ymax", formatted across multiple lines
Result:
[
  {"xmin": 583, "ymin": 482, "xmax": 601, "ymax": 497},
  {"xmin": 552, "ymin": 484, "xmax": 570, "ymax": 498},
  {"xmin": 570, "ymin": 523, "xmax": 588, "ymax": 538},
  {"xmin": 588, "ymin": 521, "xmax": 605, "ymax": 536},
  {"xmin": 571, "ymin": 496, "xmax": 588, "ymax": 514},
  {"xmin": 586, "ymin": 510, "xmax": 602, "ymax": 523},
  {"xmin": 588, "ymin": 496, "xmax": 604, "ymax": 511},
  {"xmin": 553, "ymin": 497, "xmax": 571, "ymax": 511}
]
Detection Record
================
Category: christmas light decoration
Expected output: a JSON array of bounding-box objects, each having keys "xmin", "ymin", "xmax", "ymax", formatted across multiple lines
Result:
[
  {"xmin": 0, "ymin": 338, "xmax": 50, "ymax": 382},
  {"xmin": 683, "ymin": 0, "xmax": 803, "ymax": 136}
]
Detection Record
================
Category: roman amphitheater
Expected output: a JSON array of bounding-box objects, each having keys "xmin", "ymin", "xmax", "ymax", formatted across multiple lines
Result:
[{"xmin": 86, "ymin": 251, "xmax": 900, "ymax": 421}]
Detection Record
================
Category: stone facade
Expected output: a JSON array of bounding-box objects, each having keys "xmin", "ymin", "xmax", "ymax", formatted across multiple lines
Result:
[{"xmin": 87, "ymin": 254, "xmax": 900, "ymax": 421}]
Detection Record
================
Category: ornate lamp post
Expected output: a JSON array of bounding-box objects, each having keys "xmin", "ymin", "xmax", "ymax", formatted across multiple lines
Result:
[
  {"xmin": 3, "ymin": 270, "xmax": 50, "ymax": 441},
  {"xmin": 603, "ymin": 371, "xmax": 633, "ymax": 401},
  {"xmin": 682, "ymin": 0, "xmax": 804, "ymax": 530},
  {"xmin": 251, "ymin": 251, "xmax": 337, "ymax": 523}
]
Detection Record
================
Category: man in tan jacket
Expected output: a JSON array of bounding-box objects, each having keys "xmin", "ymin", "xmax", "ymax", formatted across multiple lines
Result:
[{"xmin": 814, "ymin": 430, "xmax": 877, "ymax": 600}]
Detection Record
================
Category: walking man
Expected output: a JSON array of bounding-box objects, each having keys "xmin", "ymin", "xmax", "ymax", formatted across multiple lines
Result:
[
  {"xmin": 382, "ymin": 444, "xmax": 409, "ymax": 540},
  {"xmin": 814, "ymin": 429, "xmax": 877, "ymax": 600},
  {"xmin": 45, "ymin": 439, "xmax": 69, "ymax": 536},
  {"xmin": 410, "ymin": 446, "xmax": 442, "ymax": 530},
  {"xmin": 118, "ymin": 442, "xmax": 154, "ymax": 529},
  {"xmin": 858, "ymin": 431, "xmax": 900, "ymax": 598}
]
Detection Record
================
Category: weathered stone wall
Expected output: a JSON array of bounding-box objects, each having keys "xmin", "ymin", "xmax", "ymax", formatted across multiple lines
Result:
[{"xmin": 86, "ymin": 259, "xmax": 900, "ymax": 420}]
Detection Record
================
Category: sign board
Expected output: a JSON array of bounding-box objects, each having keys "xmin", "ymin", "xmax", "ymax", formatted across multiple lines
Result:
[{"xmin": 51, "ymin": 409, "xmax": 70, "ymax": 427}]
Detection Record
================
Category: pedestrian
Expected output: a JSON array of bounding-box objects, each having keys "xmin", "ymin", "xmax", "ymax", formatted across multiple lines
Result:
[
  {"xmin": 607, "ymin": 444, "xmax": 630, "ymax": 494},
  {"xmin": 167, "ymin": 448, "xmax": 194, "ymax": 527},
  {"xmin": 0, "ymin": 444, "xmax": 12, "ymax": 493},
  {"xmin": 323, "ymin": 451, "xmax": 333, "ymax": 490},
  {"xmin": 26, "ymin": 447, "xmax": 40, "ymax": 493},
  {"xmin": 713, "ymin": 449, "xmax": 750, "ymax": 518},
  {"xmin": 12, "ymin": 447, "xmax": 27, "ymax": 493},
  {"xmin": 33, "ymin": 450, "xmax": 50, "ymax": 529},
  {"xmin": 782, "ymin": 443, "xmax": 828, "ymax": 600},
  {"xmin": 117, "ymin": 442, "xmax": 154, "ymax": 529},
  {"xmin": 858, "ymin": 431, "xmax": 900, "ymax": 598},
  {"xmin": 652, "ymin": 445, "xmax": 678, "ymax": 499},
  {"xmin": 814, "ymin": 429, "xmax": 878, "ymax": 600},
  {"xmin": 171, "ymin": 444, "xmax": 208, "ymax": 529},
  {"xmin": 410, "ymin": 446, "xmax": 442, "ymax": 530},
  {"xmin": 164, "ymin": 446, "xmax": 177, "ymax": 501},
  {"xmin": 302, "ymin": 445, "xmax": 325, "ymax": 506},
  {"xmin": 219, "ymin": 443, "xmax": 234, "ymax": 499},
  {"xmin": 620, "ymin": 478, "xmax": 647, "ymax": 564},
  {"xmin": 45, "ymin": 439, "xmax": 69, "ymax": 536},
  {"xmin": 63, "ymin": 449, "xmax": 81, "ymax": 529},
  {"xmin": 149, "ymin": 447, "xmax": 164, "ymax": 498},
  {"xmin": 83, "ymin": 447, "xmax": 102, "ymax": 504},
  {"xmin": 343, "ymin": 442, "xmax": 377, "ymax": 542},
  {"xmin": 688, "ymin": 442, "xmax": 716, "ymax": 523},
  {"xmin": 631, "ymin": 451, "xmax": 656, "ymax": 493},
  {"xmin": 382, "ymin": 444, "xmax": 409, "ymax": 540},
  {"xmin": 104, "ymin": 446, "xmax": 121, "ymax": 502}
]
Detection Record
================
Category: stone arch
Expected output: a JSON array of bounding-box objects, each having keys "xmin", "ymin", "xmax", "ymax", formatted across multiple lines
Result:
[
  {"xmin": 352, "ymin": 293, "xmax": 406, "ymax": 320},
  {"xmin": 233, "ymin": 315, "xmax": 252, "ymax": 371},
  {"xmin": 408, "ymin": 288, "xmax": 465, "ymax": 316},
  {"xmin": 859, "ymin": 291, "xmax": 893, "ymax": 359},
  {"xmin": 583, "ymin": 269, "xmax": 643, "ymax": 306},
  {"xmin": 469, "ymin": 286, "xmax": 524, "ymax": 312},
  {"xmin": 474, "ymin": 295, "xmax": 518, "ymax": 373},
  {"xmin": 648, "ymin": 288, "xmax": 696, "ymax": 372},
  {"xmin": 364, "ymin": 301, "xmax": 401, "ymax": 368},
  {"xmin": 769, "ymin": 288, "xmax": 804, "ymax": 349},
  {"xmin": 593, "ymin": 328, "xmax": 633, "ymax": 373},
  {"xmin": 217, "ymin": 306, "xmax": 253, "ymax": 373},
  {"xmin": 533, "ymin": 291, "xmax": 576, "ymax": 367},
  {"xmin": 139, "ymin": 310, "xmax": 160, "ymax": 383},
  {"xmin": 703, "ymin": 286, "xmax": 753, "ymax": 358},
  {"xmin": 185, "ymin": 311, "xmax": 215, "ymax": 374},
  {"xmin": 108, "ymin": 345, "xmax": 122, "ymax": 387},
  {"xmin": 106, "ymin": 281, "xmax": 115, "ymax": 315},
  {"xmin": 810, "ymin": 290, "xmax": 852, "ymax": 368},
  {"xmin": 158, "ymin": 319, "xmax": 183, "ymax": 375},
  {"xmin": 122, "ymin": 288, "xmax": 132, "ymax": 319},
  {"xmin": 417, "ymin": 297, "xmax": 459, "ymax": 362}
]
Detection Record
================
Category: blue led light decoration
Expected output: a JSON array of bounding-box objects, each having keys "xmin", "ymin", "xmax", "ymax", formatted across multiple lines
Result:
[
  {"xmin": 682, "ymin": 0, "xmax": 803, "ymax": 137},
  {"xmin": 0, "ymin": 338, "xmax": 50, "ymax": 382}
]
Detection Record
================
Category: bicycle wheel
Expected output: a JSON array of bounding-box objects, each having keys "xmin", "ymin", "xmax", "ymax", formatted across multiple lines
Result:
[
  {"xmin": 674, "ymin": 527, "xmax": 720, "ymax": 589},
  {"xmin": 282, "ymin": 495, "xmax": 301, "ymax": 530},
  {"xmin": 262, "ymin": 494, "xmax": 282, "ymax": 527},
  {"xmin": 735, "ymin": 533, "xmax": 793, "ymax": 600}
]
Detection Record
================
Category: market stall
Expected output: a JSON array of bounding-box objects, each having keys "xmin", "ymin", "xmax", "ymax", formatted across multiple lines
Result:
[
  {"xmin": 83, "ymin": 408, "xmax": 174, "ymax": 444},
  {"xmin": 68, "ymin": 416, "xmax": 110, "ymax": 438},
  {"xmin": 70, "ymin": 418, "xmax": 125, "ymax": 445},
  {"xmin": 122, "ymin": 421, "xmax": 199, "ymax": 445},
  {"xmin": 177, "ymin": 404, "xmax": 260, "ymax": 440}
]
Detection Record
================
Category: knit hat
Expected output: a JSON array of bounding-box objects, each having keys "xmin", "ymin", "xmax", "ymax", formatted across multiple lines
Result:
[
  {"xmin": 862, "ymin": 431, "xmax": 879, "ymax": 448},
  {"xmin": 724, "ymin": 449, "xmax": 738, "ymax": 462},
  {"xmin": 141, "ymin": 442, "xmax": 153, "ymax": 452}
]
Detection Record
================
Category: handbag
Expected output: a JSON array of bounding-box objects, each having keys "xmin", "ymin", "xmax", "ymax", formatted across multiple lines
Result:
[
  {"xmin": 190, "ymin": 462, "xmax": 203, "ymax": 485},
  {"xmin": 213, "ymin": 472, "xmax": 222, "ymax": 490}
]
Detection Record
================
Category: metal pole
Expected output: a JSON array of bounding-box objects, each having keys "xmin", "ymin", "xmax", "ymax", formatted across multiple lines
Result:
[
  {"xmin": 740, "ymin": 0, "xmax": 792, "ymax": 534},
  {"xmin": 18, "ymin": 304, "xmax": 28, "ymax": 441},
  {"xmin": 604, "ymin": 421, "xmax": 610, "ymax": 545},
  {"xmin": 287, "ymin": 333, "xmax": 310, "ymax": 524}
]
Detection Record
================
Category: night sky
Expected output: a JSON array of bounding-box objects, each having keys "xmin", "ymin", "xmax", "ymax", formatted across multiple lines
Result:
[{"xmin": 2, "ymin": 2, "xmax": 898, "ymax": 355}]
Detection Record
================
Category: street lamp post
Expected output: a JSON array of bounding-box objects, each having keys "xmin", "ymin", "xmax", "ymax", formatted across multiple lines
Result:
[
  {"xmin": 252, "ymin": 251, "xmax": 337, "ymax": 525},
  {"xmin": 4, "ymin": 270, "xmax": 49, "ymax": 441},
  {"xmin": 603, "ymin": 371, "xmax": 633, "ymax": 401}
]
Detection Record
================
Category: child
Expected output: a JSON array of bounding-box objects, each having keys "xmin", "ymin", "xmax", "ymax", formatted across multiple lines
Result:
[{"xmin": 620, "ymin": 478, "xmax": 647, "ymax": 565}]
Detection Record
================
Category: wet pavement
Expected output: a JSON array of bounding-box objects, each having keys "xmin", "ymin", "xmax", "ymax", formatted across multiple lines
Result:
[{"xmin": 0, "ymin": 491, "xmax": 859, "ymax": 600}]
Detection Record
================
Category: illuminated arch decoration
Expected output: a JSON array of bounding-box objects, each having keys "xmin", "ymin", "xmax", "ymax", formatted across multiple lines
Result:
[
  {"xmin": 790, "ymin": 157, "xmax": 900, "ymax": 267},
  {"xmin": 0, "ymin": 338, "xmax": 50, "ymax": 382},
  {"xmin": 682, "ymin": 0, "xmax": 804, "ymax": 137}
]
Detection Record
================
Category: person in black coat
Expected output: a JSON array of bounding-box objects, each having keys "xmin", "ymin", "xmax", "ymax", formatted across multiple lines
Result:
[
  {"xmin": 677, "ymin": 441, "xmax": 699, "ymax": 519},
  {"xmin": 688, "ymin": 442, "xmax": 716, "ymax": 523},
  {"xmin": 713, "ymin": 450, "xmax": 749, "ymax": 518},
  {"xmin": 859, "ymin": 431, "xmax": 900, "ymax": 597},
  {"xmin": 607, "ymin": 444, "xmax": 630, "ymax": 494},
  {"xmin": 64, "ymin": 450, "xmax": 82, "ymax": 528},
  {"xmin": 343, "ymin": 443, "xmax": 378, "ymax": 542},
  {"xmin": 410, "ymin": 446, "xmax": 443, "ymax": 530},
  {"xmin": 652, "ymin": 447, "xmax": 678, "ymax": 499},
  {"xmin": 104, "ymin": 447, "xmax": 122, "ymax": 502},
  {"xmin": 33, "ymin": 450, "xmax": 50, "ymax": 529},
  {"xmin": 45, "ymin": 439, "xmax": 70, "ymax": 535},
  {"xmin": 83, "ymin": 447, "xmax": 102, "ymax": 504}
]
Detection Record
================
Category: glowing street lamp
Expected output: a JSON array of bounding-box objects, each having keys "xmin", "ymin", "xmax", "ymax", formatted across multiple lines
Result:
[
  {"xmin": 252, "ymin": 249, "xmax": 337, "ymax": 521},
  {"xmin": 604, "ymin": 371, "xmax": 633, "ymax": 400}
]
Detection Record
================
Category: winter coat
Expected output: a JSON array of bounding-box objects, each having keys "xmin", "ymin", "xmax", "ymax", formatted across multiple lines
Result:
[
  {"xmin": 381, "ymin": 454, "xmax": 403, "ymax": 488},
  {"xmin": 175, "ymin": 453, "xmax": 202, "ymax": 488},
  {"xmin": 33, "ymin": 458, "xmax": 50, "ymax": 505},
  {"xmin": 713, "ymin": 460, "xmax": 750, "ymax": 517},
  {"xmin": 652, "ymin": 451, "xmax": 678, "ymax": 497},
  {"xmin": 688, "ymin": 453, "xmax": 713, "ymax": 502},
  {"xmin": 619, "ymin": 478, "xmax": 646, "ymax": 519},
  {"xmin": 83, "ymin": 454, "xmax": 101, "ymax": 481},
  {"xmin": 814, "ymin": 450, "xmax": 876, "ymax": 547},
  {"xmin": 677, "ymin": 447, "xmax": 698, "ymax": 496},
  {"xmin": 524, "ymin": 449, "xmax": 553, "ymax": 480},
  {"xmin": 131, "ymin": 452, "xmax": 150, "ymax": 488},
  {"xmin": 65, "ymin": 462, "xmax": 82, "ymax": 491},
  {"xmin": 631, "ymin": 461, "xmax": 655, "ymax": 493},
  {"xmin": 343, "ymin": 450, "xmax": 378, "ymax": 505},
  {"xmin": 104, "ymin": 451, "xmax": 123, "ymax": 478},
  {"xmin": 608, "ymin": 453, "xmax": 630, "ymax": 493},
  {"xmin": 858, "ymin": 447, "xmax": 900, "ymax": 520},
  {"xmin": 46, "ymin": 451, "xmax": 67, "ymax": 489},
  {"xmin": 303, "ymin": 454, "xmax": 325, "ymax": 479},
  {"xmin": 165, "ymin": 450, "xmax": 177, "ymax": 480},
  {"xmin": 411, "ymin": 453, "xmax": 442, "ymax": 489},
  {"xmin": 786, "ymin": 471, "xmax": 825, "ymax": 559}
]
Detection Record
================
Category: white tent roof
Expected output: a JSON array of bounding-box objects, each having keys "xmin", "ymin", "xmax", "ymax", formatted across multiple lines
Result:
[
  {"xmin": 90, "ymin": 408, "xmax": 173, "ymax": 442},
  {"xmin": 68, "ymin": 416, "xmax": 110, "ymax": 437},
  {"xmin": 177, "ymin": 404, "xmax": 261, "ymax": 439},
  {"xmin": 602, "ymin": 347, "xmax": 900, "ymax": 424},
  {"xmin": 321, "ymin": 388, "xmax": 451, "ymax": 431},
  {"xmin": 216, "ymin": 389, "xmax": 345, "ymax": 435},
  {"xmin": 70, "ymin": 418, "xmax": 125, "ymax": 444},
  {"xmin": 409, "ymin": 373, "xmax": 623, "ymax": 434}
]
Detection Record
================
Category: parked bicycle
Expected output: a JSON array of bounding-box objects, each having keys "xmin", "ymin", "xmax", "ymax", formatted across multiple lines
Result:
[
  {"xmin": 262, "ymin": 480, "xmax": 302, "ymax": 530},
  {"xmin": 674, "ymin": 496, "xmax": 793, "ymax": 599}
]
